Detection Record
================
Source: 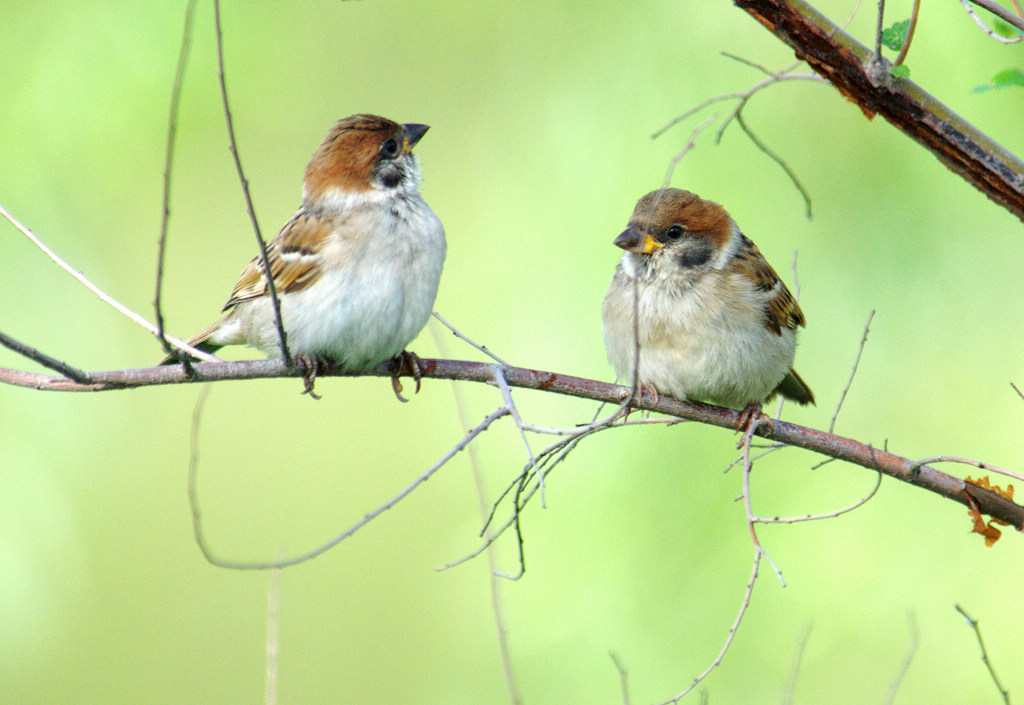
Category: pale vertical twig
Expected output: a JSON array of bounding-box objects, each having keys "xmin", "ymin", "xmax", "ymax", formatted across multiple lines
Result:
[
  {"xmin": 265, "ymin": 559, "xmax": 281, "ymax": 705},
  {"xmin": 884, "ymin": 613, "xmax": 919, "ymax": 705},
  {"xmin": 610, "ymin": 652, "xmax": 631, "ymax": 705},
  {"xmin": 781, "ymin": 624, "xmax": 813, "ymax": 705},
  {"xmin": 155, "ymin": 0, "xmax": 199, "ymax": 369},
  {"xmin": 428, "ymin": 319, "xmax": 522, "ymax": 705}
]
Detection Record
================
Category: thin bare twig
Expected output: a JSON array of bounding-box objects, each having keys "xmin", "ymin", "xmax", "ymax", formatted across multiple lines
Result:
[
  {"xmin": 781, "ymin": 623, "xmax": 813, "ymax": 705},
  {"xmin": 652, "ymin": 70, "xmax": 819, "ymax": 140},
  {"xmin": 492, "ymin": 366, "xmax": 544, "ymax": 504},
  {"xmin": 839, "ymin": 0, "xmax": 865, "ymax": 28},
  {"xmin": 191, "ymin": 403, "xmax": 510, "ymax": 570},
  {"xmin": 0, "ymin": 330, "xmax": 94, "ymax": 384},
  {"xmin": 610, "ymin": 652, "xmax": 631, "ymax": 705},
  {"xmin": 211, "ymin": 0, "xmax": 291, "ymax": 365},
  {"xmin": 155, "ymin": 0, "xmax": 199, "ymax": 371},
  {"xmin": 754, "ymin": 471, "xmax": 882, "ymax": 524},
  {"xmin": 907, "ymin": 455, "xmax": 1024, "ymax": 485},
  {"xmin": 662, "ymin": 115, "xmax": 718, "ymax": 189},
  {"xmin": 740, "ymin": 429, "xmax": 785, "ymax": 585},
  {"xmin": 658, "ymin": 550, "xmax": 764, "ymax": 705},
  {"xmin": 955, "ymin": 605, "xmax": 1011, "ymax": 705},
  {"xmin": 830, "ymin": 310, "xmax": 875, "ymax": 434},
  {"xmin": 874, "ymin": 0, "xmax": 887, "ymax": 60},
  {"xmin": 0, "ymin": 202, "xmax": 220, "ymax": 363},
  {"xmin": 892, "ymin": 0, "xmax": 921, "ymax": 66},
  {"xmin": 432, "ymin": 312, "xmax": 511, "ymax": 366},
  {"xmin": 964, "ymin": 0, "xmax": 1024, "ymax": 35},
  {"xmin": 655, "ymin": 55, "xmax": 823, "ymax": 217},
  {"xmin": 720, "ymin": 51, "xmax": 793, "ymax": 77},
  {"xmin": 884, "ymin": 613, "xmax": 919, "ymax": 705},
  {"xmin": 736, "ymin": 112, "xmax": 812, "ymax": 217},
  {"xmin": 265, "ymin": 557, "xmax": 281, "ymax": 705},
  {"xmin": 428, "ymin": 320, "xmax": 522, "ymax": 705}
]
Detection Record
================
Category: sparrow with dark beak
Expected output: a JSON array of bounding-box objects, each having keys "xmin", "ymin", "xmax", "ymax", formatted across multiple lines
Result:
[{"xmin": 164, "ymin": 114, "xmax": 446, "ymax": 400}]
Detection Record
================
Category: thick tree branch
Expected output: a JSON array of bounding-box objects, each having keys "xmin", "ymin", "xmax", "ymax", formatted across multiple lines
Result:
[
  {"xmin": 734, "ymin": 0, "xmax": 1024, "ymax": 222},
  {"xmin": 2, "ymin": 357, "xmax": 1021, "ymax": 532}
]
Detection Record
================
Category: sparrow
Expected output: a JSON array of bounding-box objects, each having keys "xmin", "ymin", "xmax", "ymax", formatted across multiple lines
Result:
[
  {"xmin": 601, "ymin": 188, "xmax": 813, "ymax": 427},
  {"xmin": 162, "ymin": 114, "xmax": 446, "ymax": 399}
]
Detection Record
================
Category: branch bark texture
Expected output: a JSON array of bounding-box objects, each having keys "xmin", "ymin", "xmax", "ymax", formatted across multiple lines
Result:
[
  {"xmin": 734, "ymin": 0, "xmax": 1024, "ymax": 222},
  {"xmin": 3, "ymin": 357, "xmax": 1021, "ymax": 533}
]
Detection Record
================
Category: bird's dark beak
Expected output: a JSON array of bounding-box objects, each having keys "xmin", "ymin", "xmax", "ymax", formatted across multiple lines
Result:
[
  {"xmin": 401, "ymin": 123, "xmax": 430, "ymax": 153},
  {"xmin": 613, "ymin": 225, "xmax": 661, "ymax": 254}
]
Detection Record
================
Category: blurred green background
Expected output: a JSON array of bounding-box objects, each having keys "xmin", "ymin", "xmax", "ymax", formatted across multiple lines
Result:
[{"xmin": 2, "ymin": 1, "xmax": 1023, "ymax": 702}]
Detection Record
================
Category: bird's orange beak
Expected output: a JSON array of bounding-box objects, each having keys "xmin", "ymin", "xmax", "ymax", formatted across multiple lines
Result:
[
  {"xmin": 613, "ymin": 225, "xmax": 661, "ymax": 254},
  {"xmin": 401, "ymin": 123, "xmax": 430, "ymax": 154}
]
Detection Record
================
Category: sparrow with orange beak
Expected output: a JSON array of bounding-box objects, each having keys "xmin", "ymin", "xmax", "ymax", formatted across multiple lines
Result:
[
  {"xmin": 602, "ymin": 188, "xmax": 813, "ymax": 427},
  {"xmin": 163, "ymin": 114, "xmax": 446, "ymax": 399}
]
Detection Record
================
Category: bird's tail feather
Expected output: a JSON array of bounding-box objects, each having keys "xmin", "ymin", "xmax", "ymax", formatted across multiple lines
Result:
[{"xmin": 776, "ymin": 368, "xmax": 815, "ymax": 406}]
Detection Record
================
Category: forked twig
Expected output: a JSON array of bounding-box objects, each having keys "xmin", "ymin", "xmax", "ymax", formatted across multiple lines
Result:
[
  {"xmin": 0, "ymin": 330, "xmax": 94, "ymax": 384},
  {"xmin": 654, "ymin": 56, "xmax": 825, "ymax": 215}
]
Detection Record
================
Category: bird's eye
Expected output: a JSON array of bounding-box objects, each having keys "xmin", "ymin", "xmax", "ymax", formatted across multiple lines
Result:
[
  {"xmin": 665, "ymin": 225, "xmax": 684, "ymax": 240},
  {"xmin": 380, "ymin": 137, "xmax": 401, "ymax": 159}
]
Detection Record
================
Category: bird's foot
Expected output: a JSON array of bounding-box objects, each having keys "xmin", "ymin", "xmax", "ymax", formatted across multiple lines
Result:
[
  {"xmin": 389, "ymin": 350, "xmax": 423, "ymax": 403},
  {"xmin": 623, "ymin": 382, "xmax": 659, "ymax": 420},
  {"xmin": 735, "ymin": 401, "xmax": 772, "ymax": 449},
  {"xmin": 295, "ymin": 354, "xmax": 327, "ymax": 400}
]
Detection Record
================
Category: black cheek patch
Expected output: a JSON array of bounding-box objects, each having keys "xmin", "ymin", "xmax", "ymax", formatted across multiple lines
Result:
[
  {"xmin": 380, "ymin": 169, "xmax": 402, "ymax": 189},
  {"xmin": 675, "ymin": 239, "xmax": 713, "ymax": 268}
]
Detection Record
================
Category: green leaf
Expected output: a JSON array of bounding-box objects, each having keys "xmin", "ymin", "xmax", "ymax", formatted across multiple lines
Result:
[
  {"xmin": 889, "ymin": 64, "xmax": 910, "ymax": 79},
  {"xmin": 972, "ymin": 68, "xmax": 1024, "ymax": 92},
  {"xmin": 993, "ymin": 18, "xmax": 1023, "ymax": 38},
  {"xmin": 991, "ymin": 68, "xmax": 1024, "ymax": 87},
  {"xmin": 881, "ymin": 19, "xmax": 910, "ymax": 51}
]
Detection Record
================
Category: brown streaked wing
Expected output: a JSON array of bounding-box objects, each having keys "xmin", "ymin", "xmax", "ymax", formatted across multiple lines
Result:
[
  {"xmin": 221, "ymin": 210, "xmax": 332, "ymax": 311},
  {"xmin": 731, "ymin": 233, "xmax": 805, "ymax": 335}
]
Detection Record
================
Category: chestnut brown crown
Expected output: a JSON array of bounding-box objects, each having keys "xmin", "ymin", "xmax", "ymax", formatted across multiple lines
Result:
[{"xmin": 303, "ymin": 114, "xmax": 429, "ymax": 200}]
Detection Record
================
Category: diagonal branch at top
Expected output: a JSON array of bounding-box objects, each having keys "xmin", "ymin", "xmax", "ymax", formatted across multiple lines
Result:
[{"xmin": 734, "ymin": 0, "xmax": 1024, "ymax": 222}]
